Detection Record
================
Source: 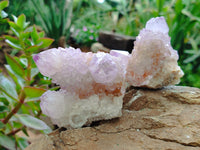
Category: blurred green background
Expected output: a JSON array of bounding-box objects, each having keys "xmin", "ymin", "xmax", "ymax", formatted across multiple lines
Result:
[
  {"xmin": 1, "ymin": 0, "xmax": 200, "ymax": 87},
  {"xmin": 0, "ymin": 1, "xmax": 199, "ymax": 149}
]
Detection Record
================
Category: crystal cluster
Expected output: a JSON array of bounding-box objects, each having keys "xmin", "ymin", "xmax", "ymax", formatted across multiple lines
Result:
[
  {"xmin": 34, "ymin": 47, "xmax": 127, "ymax": 128},
  {"xmin": 126, "ymin": 17, "xmax": 184, "ymax": 88},
  {"xmin": 33, "ymin": 16, "xmax": 184, "ymax": 128}
]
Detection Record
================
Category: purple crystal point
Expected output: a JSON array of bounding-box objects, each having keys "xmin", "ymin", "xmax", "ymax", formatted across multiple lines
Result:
[
  {"xmin": 145, "ymin": 16, "xmax": 169, "ymax": 34},
  {"xmin": 33, "ymin": 54, "xmax": 40, "ymax": 63}
]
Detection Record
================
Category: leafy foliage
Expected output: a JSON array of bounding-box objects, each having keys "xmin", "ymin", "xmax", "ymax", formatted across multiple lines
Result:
[
  {"xmin": 0, "ymin": 0, "xmax": 8, "ymax": 19},
  {"xmin": 169, "ymin": 0, "xmax": 200, "ymax": 87},
  {"xmin": 0, "ymin": 14, "xmax": 53, "ymax": 149},
  {"xmin": 0, "ymin": 0, "xmax": 9, "ymax": 35},
  {"xmin": 72, "ymin": 25, "xmax": 100, "ymax": 46},
  {"xmin": 30, "ymin": 0, "xmax": 73, "ymax": 47}
]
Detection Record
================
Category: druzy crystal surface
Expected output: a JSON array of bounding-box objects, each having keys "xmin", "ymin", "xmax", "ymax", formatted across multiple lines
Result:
[
  {"xmin": 126, "ymin": 16, "xmax": 184, "ymax": 88},
  {"xmin": 34, "ymin": 47, "xmax": 127, "ymax": 128},
  {"xmin": 33, "ymin": 17, "xmax": 184, "ymax": 128}
]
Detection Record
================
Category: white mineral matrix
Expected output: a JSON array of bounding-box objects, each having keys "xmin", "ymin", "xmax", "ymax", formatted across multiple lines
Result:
[{"xmin": 33, "ymin": 16, "xmax": 183, "ymax": 128}]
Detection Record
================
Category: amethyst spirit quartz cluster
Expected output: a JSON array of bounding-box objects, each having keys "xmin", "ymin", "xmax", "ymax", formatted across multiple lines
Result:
[{"xmin": 33, "ymin": 17, "xmax": 183, "ymax": 128}]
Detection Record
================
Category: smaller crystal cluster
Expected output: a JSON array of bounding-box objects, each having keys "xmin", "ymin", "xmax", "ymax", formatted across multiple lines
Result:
[
  {"xmin": 34, "ymin": 47, "xmax": 127, "ymax": 128},
  {"xmin": 126, "ymin": 17, "xmax": 184, "ymax": 88},
  {"xmin": 33, "ymin": 17, "xmax": 184, "ymax": 128}
]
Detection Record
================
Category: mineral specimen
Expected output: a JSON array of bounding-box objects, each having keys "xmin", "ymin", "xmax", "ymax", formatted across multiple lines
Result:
[
  {"xmin": 33, "ymin": 47, "xmax": 127, "ymax": 128},
  {"xmin": 126, "ymin": 16, "xmax": 184, "ymax": 88},
  {"xmin": 33, "ymin": 16, "xmax": 184, "ymax": 129}
]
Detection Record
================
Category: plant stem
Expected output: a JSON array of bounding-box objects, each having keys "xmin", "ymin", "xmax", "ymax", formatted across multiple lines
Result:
[
  {"xmin": 2, "ymin": 91, "xmax": 26, "ymax": 124},
  {"xmin": 36, "ymin": 110, "xmax": 42, "ymax": 118},
  {"xmin": 26, "ymin": 54, "xmax": 32, "ymax": 85},
  {"xmin": 7, "ymin": 127, "xmax": 24, "ymax": 136}
]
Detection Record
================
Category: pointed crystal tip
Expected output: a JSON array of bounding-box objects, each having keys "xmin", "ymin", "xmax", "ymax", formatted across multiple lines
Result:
[{"xmin": 145, "ymin": 16, "xmax": 169, "ymax": 34}]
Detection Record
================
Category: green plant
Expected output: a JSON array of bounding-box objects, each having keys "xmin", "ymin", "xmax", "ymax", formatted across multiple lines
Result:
[
  {"xmin": 0, "ymin": 14, "xmax": 54, "ymax": 150},
  {"xmin": 0, "ymin": 0, "xmax": 9, "ymax": 35},
  {"xmin": 72, "ymin": 24, "xmax": 100, "ymax": 46},
  {"xmin": 168, "ymin": 0, "xmax": 200, "ymax": 87},
  {"xmin": 72, "ymin": 0, "xmax": 114, "ymax": 45},
  {"xmin": 7, "ymin": 0, "xmax": 36, "ymax": 23},
  {"xmin": 30, "ymin": 0, "xmax": 73, "ymax": 47},
  {"xmin": 72, "ymin": 0, "xmax": 170, "ymax": 39},
  {"xmin": 169, "ymin": 0, "xmax": 198, "ymax": 54}
]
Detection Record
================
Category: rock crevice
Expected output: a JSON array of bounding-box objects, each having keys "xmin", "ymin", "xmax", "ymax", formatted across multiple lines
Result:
[{"xmin": 26, "ymin": 86, "xmax": 200, "ymax": 150}]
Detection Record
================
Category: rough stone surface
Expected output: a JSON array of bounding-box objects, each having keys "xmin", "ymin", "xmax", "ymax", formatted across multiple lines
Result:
[{"xmin": 26, "ymin": 86, "xmax": 200, "ymax": 150}]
